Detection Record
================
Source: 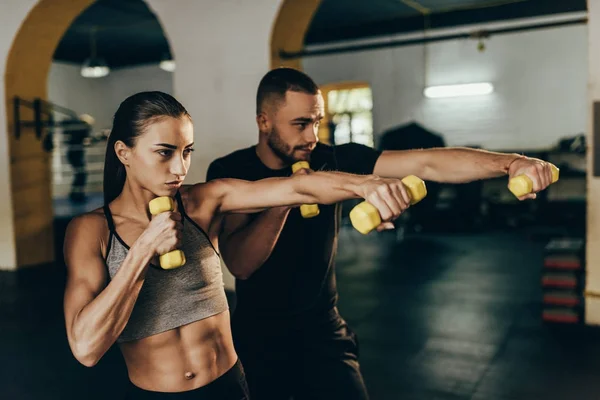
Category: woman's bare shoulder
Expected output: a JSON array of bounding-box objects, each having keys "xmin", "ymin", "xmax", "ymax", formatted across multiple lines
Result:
[
  {"xmin": 64, "ymin": 207, "xmax": 110, "ymax": 255},
  {"xmin": 67, "ymin": 207, "xmax": 107, "ymax": 231}
]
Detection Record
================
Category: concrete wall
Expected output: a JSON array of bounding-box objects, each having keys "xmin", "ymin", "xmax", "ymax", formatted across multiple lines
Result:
[{"xmin": 304, "ymin": 15, "xmax": 587, "ymax": 151}]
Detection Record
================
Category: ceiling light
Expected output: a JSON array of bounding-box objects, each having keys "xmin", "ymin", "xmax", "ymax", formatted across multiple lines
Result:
[
  {"xmin": 424, "ymin": 83, "xmax": 494, "ymax": 99},
  {"xmin": 159, "ymin": 53, "xmax": 175, "ymax": 72},
  {"xmin": 159, "ymin": 59, "xmax": 176, "ymax": 72},
  {"xmin": 81, "ymin": 27, "xmax": 109, "ymax": 78},
  {"xmin": 81, "ymin": 57, "xmax": 110, "ymax": 78}
]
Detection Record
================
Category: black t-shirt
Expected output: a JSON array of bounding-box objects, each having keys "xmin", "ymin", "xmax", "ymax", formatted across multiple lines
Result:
[{"xmin": 206, "ymin": 142, "xmax": 382, "ymax": 318}]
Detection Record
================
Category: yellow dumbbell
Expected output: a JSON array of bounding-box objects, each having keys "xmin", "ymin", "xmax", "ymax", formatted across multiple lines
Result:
[
  {"xmin": 508, "ymin": 164, "xmax": 559, "ymax": 198},
  {"xmin": 148, "ymin": 196, "xmax": 186, "ymax": 270},
  {"xmin": 292, "ymin": 161, "xmax": 320, "ymax": 218},
  {"xmin": 349, "ymin": 175, "xmax": 427, "ymax": 235}
]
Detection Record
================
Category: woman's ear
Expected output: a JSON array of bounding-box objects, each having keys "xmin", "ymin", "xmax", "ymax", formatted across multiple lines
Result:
[{"xmin": 115, "ymin": 140, "xmax": 131, "ymax": 166}]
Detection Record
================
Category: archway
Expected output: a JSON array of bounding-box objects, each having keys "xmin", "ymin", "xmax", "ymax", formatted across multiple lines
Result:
[
  {"xmin": 4, "ymin": 0, "xmax": 174, "ymax": 268},
  {"xmin": 270, "ymin": 0, "xmax": 322, "ymax": 70},
  {"xmin": 5, "ymin": 0, "xmax": 96, "ymax": 268},
  {"xmin": 4, "ymin": 0, "xmax": 319, "ymax": 269}
]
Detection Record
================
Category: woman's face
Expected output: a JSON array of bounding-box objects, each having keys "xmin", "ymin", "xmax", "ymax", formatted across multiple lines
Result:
[{"xmin": 120, "ymin": 116, "xmax": 194, "ymax": 197}]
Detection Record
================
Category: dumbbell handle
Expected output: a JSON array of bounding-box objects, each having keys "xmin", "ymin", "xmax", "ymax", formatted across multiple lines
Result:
[
  {"xmin": 508, "ymin": 164, "xmax": 559, "ymax": 198},
  {"xmin": 292, "ymin": 161, "xmax": 320, "ymax": 218},
  {"xmin": 148, "ymin": 197, "xmax": 187, "ymax": 270},
  {"xmin": 349, "ymin": 175, "xmax": 427, "ymax": 235}
]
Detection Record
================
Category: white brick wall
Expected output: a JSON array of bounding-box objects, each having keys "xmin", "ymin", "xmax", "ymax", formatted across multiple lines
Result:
[{"xmin": 304, "ymin": 19, "xmax": 588, "ymax": 151}]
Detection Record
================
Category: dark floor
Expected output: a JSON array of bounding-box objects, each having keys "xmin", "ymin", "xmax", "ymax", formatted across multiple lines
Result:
[
  {"xmin": 1, "ymin": 212, "xmax": 599, "ymax": 399},
  {"xmin": 335, "ymin": 229, "xmax": 600, "ymax": 400}
]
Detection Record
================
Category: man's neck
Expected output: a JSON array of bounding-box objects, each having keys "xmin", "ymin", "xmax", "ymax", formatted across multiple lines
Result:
[{"xmin": 255, "ymin": 140, "xmax": 289, "ymax": 170}]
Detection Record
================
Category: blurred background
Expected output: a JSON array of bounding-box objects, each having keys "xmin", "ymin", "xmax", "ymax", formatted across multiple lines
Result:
[{"xmin": 0, "ymin": 0, "xmax": 598, "ymax": 399}]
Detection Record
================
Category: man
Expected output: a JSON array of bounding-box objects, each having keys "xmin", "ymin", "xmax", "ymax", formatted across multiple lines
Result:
[{"xmin": 206, "ymin": 68, "xmax": 553, "ymax": 400}]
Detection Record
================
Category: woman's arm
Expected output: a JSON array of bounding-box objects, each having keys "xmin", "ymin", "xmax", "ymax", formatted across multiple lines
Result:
[
  {"xmin": 217, "ymin": 171, "xmax": 370, "ymax": 212},
  {"xmin": 63, "ymin": 211, "xmax": 181, "ymax": 366},
  {"xmin": 189, "ymin": 170, "xmax": 412, "ymax": 222}
]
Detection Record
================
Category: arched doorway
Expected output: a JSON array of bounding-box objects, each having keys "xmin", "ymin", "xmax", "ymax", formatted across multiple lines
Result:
[
  {"xmin": 5, "ymin": 0, "xmax": 174, "ymax": 268},
  {"xmin": 4, "ymin": 0, "xmax": 319, "ymax": 269},
  {"xmin": 270, "ymin": 0, "xmax": 322, "ymax": 69}
]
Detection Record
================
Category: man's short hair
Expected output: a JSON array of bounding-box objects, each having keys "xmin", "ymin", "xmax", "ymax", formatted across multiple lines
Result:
[{"xmin": 256, "ymin": 67, "xmax": 319, "ymax": 115}]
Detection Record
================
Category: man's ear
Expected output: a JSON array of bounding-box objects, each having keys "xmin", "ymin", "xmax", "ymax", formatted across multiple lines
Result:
[
  {"xmin": 256, "ymin": 111, "xmax": 272, "ymax": 134},
  {"xmin": 114, "ymin": 140, "xmax": 131, "ymax": 166}
]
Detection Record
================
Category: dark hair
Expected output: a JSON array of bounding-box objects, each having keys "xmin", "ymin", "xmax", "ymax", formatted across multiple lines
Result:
[
  {"xmin": 103, "ymin": 91, "xmax": 191, "ymax": 205},
  {"xmin": 256, "ymin": 67, "xmax": 319, "ymax": 115}
]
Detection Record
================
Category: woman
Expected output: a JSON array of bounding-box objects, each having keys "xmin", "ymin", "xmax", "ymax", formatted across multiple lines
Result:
[{"xmin": 63, "ymin": 91, "xmax": 412, "ymax": 399}]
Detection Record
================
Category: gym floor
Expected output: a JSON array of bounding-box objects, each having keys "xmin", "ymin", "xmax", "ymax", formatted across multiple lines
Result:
[{"xmin": 1, "ymin": 211, "xmax": 600, "ymax": 399}]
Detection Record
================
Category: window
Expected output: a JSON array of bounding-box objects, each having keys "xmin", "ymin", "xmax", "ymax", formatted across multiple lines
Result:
[{"xmin": 319, "ymin": 83, "xmax": 374, "ymax": 147}]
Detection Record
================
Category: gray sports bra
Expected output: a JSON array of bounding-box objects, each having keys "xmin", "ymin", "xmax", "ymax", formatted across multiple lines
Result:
[{"xmin": 103, "ymin": 193, "xmax": 229, "ymax": 343}]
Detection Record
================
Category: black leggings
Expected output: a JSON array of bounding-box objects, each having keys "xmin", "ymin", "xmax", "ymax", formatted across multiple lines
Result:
[{"xmin": 125, "ymin": 360, "xmax": 250, "ymax": 399}]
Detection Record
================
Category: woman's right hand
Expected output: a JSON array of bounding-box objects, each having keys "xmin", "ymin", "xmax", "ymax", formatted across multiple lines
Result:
[
  {"xmin": 357, "ymin": 175, "xmax": 413, "ymax": 230},
  {"xmin": 143, "ymin": 211, "xmax": 183, "ymax": 256}
]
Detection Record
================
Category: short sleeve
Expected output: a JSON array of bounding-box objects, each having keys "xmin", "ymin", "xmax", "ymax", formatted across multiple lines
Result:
[
  {"xmin": 206, "ymin": 159, "xmax": 230, "ymax": 181},
  {"xmin": 334, "ymin": 143, "xmax": 382, "ymax": 175}
]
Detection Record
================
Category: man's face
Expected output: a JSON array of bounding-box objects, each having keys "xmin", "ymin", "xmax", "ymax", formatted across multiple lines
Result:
[{"xmin": 263, "ymin": 90, "xmax": 324, "ymax": 165}]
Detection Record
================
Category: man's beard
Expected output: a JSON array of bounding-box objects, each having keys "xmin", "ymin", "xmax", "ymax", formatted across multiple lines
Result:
[{"xmin": 267, "ymin": 126, "xmax": 311, "ymax": 165}]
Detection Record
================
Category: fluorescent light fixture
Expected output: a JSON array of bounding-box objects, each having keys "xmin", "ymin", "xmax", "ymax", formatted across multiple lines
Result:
[{"xmin": 424, "ymin": 83, "xmax": 494, "ymax": 99}]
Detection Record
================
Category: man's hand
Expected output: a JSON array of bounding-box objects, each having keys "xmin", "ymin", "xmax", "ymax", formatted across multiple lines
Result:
[
  {"xmin": 356, "ymin": 176, "xmax": 413, "ymax": 231},
  {"xmin": 508, "ymin": 157, "xmax": 554, "ymax": 200}
]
